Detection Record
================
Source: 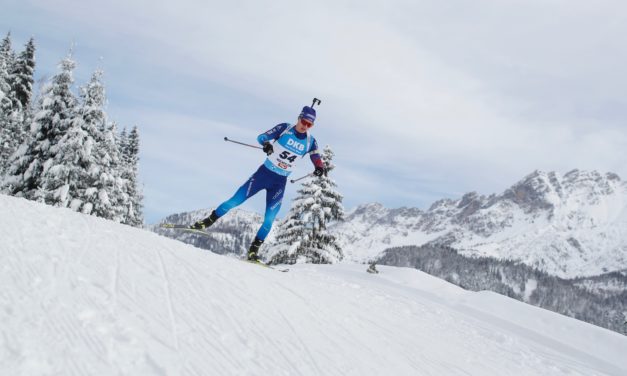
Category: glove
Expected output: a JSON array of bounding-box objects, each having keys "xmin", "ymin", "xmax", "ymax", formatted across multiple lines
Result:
[
  {"xmin": 314, "ymin": 166, "xmax": 326, "ymax": 177},
  {"xmin": 262, "ymin": 142, "xmax": 274, "ymax": 155}
]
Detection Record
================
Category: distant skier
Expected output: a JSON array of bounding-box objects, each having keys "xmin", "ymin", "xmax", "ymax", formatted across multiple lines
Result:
[
  {"xmin": 367, "ymin": 262, "xmax": 379, "ymax": 274},
  {"xmin": 191, "ymin": 105, "xmax": 326, "ymax": 262}
]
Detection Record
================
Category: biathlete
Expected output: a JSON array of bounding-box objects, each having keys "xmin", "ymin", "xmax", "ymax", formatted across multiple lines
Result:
[{"xmin": 190, "ymin": 105, "xmax": 326, "ymax": 261}]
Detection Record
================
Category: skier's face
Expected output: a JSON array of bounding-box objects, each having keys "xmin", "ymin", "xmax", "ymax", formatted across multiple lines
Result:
[{"xmin": 296, "ymin": 117, "xmax": 314, "ymax": 132}]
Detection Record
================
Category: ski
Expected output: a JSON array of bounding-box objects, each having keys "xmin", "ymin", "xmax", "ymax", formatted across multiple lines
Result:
[
  {"xmin": 160, "ymin": 223, "xmax": 190, "ymax": 229},
  {"xmin": 244, "ymin": 259, "xmax": 289, "ymax": 272},
  {"xmin": 161, "ymin": 224, "xmax": 289, "ymax": 272},
  {"xmin": 159, "ymin": 223, "xmax": 212, "ymax": 236}
]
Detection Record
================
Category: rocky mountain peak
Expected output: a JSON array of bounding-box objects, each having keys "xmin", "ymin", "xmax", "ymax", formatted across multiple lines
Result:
[
  {"xmin": 495, "ymin": 169, "xmax": 623, "ymax": 215},
  {"xmin": 344, "ymin": 202, "xmax": 389, "ymax": 223},
  {"xmin": 500, "ymin": 170, "xmax": 556, "ymax": 213},
  {"xmin": 331, "ymin": 169, "xmax": 627, "ymax": 277}
]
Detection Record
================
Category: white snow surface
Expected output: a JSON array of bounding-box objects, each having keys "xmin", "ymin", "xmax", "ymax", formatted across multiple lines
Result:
[{"xmin": 1, "ymin": 194, "xmax": 627, "ymax": 376}]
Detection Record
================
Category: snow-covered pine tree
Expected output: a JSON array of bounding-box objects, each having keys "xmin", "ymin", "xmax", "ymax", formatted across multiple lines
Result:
[
  {"xmin": 267, "ymin": 145, "xmax": 345, "ymax": 264},
  {"xmin": 1, "ymin": 55, "xmax": 77, "ymax": 200},
  {"xmin": 120, "ymin": 126, "xmax": 143, "ymax": 227},
  {"xmin": 106, "ymin": 122, "xmax": 131, "ymax": 222},
  {"xmin": 0, "ymin": 32, "xmax": 16, "ymax": 176},
  {"xmin": 266, "ymin": 205, "xmax": 308, "ymax": 263},
  {"xmin": 86, "ymin": 120, "xmax": 127, "ymax": 222},
  {"xmin": 0, "ymin": 59, "xmax": 11, "ymax": 112},
  {"xmin": 74, "ymin": 70, "xmax": 115, "ymax": 218},
  {"xmin": 0, "ymin": 33, "xmax": 15, "ymax": 74},
  {"xmin": 32, "ymin": 56, "xmax": 83, "ymax": 207},
  {"xmin": 2, "ymin": 38, "xmax": 35, "ymax": 158},
  {"xmin": 39, "ymin": 114, "xmax": 88, "ymax": 208},
  {"xmin": 317, "ymin": 145, "xmax": 344, "ymax": 223},
  {"xmin": 39, "ymin": 70, "xmax": 109, "ymax": 210},
  {"xmin": 119, "ymin": 127, "xmax": 128, "ymax": 159},
  {"xmin": 0, "ymin": 51, "xmax": 14, "ymax": 175},
  {"xmin": 0, "ymin": 34, "xmax": 12, "ymax": 101},
  {"xmin": 9, "ymin": 38, "xmax": 35, "ymax": 114}
]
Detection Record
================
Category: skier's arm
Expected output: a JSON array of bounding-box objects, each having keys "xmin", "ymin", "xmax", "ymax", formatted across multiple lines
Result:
[
  {"xmin": 309, "ymin": 138, "xmax": 326, "ymax": 176},
  {"xmin": 257, "ymin": 123, "xmax": 290, "ymax": 145},
  {"xmin": 310, "ymin": 153, "xmax": 324, "ymax": 169}
]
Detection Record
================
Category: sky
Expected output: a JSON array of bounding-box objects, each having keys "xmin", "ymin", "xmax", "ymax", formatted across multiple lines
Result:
[{"xmin": 2, "ymin": 0, "xmax": 627, "ymax": 224}]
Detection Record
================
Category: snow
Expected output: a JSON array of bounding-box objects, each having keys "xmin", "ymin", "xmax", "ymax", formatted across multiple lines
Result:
[{"xmin": 1, "ymin": 194, "xmax": 627, "ymax": 375}]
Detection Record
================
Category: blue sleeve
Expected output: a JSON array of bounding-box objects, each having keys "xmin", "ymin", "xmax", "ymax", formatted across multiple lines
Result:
[{"xmin": 257, "ymin": 123, "xmax": 290, "ymax": 145}]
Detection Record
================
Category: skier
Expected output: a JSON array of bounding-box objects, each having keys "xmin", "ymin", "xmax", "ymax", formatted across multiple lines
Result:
[
  {"xmin": 191, "ymin": 105, "xmax": 326, "ymax": 262},
  {"xmin": 367, "ymin": 262, "xmax": 379, "ymax": 274}
]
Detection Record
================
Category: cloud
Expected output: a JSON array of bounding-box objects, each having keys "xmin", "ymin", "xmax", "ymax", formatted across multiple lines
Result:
[{"xmin": 6, "ymin": 0, "xmax": 627, "ymax": 222}]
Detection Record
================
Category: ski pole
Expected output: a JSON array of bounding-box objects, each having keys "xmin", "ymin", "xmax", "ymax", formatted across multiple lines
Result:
[
  {"xmin": 290, "ymin": 173, "xmax": 313, "ymax": 184},
  {"xmin": 224, "ymin": 137, "xmax": 262, "ymax": 150},
  {"xmin": 311, "ymin": 98, "xmax": 321, "ymax": 108}
]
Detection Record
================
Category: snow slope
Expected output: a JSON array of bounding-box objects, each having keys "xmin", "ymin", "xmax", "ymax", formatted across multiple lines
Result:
[{"xmin": 1, "ymin": 194, "xmax": 627, "ymax": 376}]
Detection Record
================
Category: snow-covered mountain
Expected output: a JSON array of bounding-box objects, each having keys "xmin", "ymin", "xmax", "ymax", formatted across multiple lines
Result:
[
  {"xmin": 332, "ymin": 170, "xmax": 627, "ymax": 278},
  {"xmin": 2, "ymin": 194, "xmax": 627, "ymax": 375}
]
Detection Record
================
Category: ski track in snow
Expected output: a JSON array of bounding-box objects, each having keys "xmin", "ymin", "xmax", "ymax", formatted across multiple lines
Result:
[
  {"xmin": 1, "ymin": 195, "xmax": 627, "ymax": 375},
  {"xmin": 156, "ymin": 249, "xmax": 180, "ymax": 352}
]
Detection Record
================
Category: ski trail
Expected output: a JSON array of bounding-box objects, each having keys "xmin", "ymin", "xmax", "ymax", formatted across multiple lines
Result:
[
  {"xmin": 3, "ymin": 195, "xmax": 627, "ymax": 375},
  {"xmin": 156, "ymin": 249, "xmax": 180, "ymax": 351},
  {"xmin": 106, "ymin": 248, "xmax": 120, "ymax": 366},
  {"xmin": 111, "ymin": 248, "xmax": 120, "ymax": 309},
  {"xmin": 276, "ymin": 309, "xmax": 324, "ymax": 375}
]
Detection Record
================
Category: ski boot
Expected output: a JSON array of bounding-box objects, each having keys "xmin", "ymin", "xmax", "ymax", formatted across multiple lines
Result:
[
  {"xmin": 191, "ymin": 210, "xmax": 219, "ymax": 230},
  {"xmin": 247, "ymin": 237, "xmax": 264, "ymax": 262}
]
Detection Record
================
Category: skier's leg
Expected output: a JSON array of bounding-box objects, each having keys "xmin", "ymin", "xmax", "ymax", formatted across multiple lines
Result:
[
  {"xmin": 247, "ymin": 184, "xmax": 285, "ymax": 261},
  {"xmin": 215, "ymin": 172, "xmax": 263, "ymax": 216},
  {"xmin": 192, "ymin": 169, "xmax": 263, "ymax": 229},
  {"xmin": 256, "ymin": 182, "xmax": 286, "ymax": 241}
]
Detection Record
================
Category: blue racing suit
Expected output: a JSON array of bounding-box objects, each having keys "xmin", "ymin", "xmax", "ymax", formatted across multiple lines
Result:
[{"xmin": 214, "ymin": 123, "xmax": 323, "ymax": 240}]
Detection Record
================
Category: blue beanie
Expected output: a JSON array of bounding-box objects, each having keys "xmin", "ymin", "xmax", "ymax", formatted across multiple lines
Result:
[{"xmin": 300, "ymin": 106, "xmax": 316, "ymax": 122}]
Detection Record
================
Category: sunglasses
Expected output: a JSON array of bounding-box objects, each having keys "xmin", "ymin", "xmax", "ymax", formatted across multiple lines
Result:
[{"xmin": 300, "ymin": 118, "xmax": 314, "ymax": 128}]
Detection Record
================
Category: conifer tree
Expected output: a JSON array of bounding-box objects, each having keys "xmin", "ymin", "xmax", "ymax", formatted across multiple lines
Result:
[
  {"xmin": 105, "ymin": 122, "xmax": 132, "ymax": 222},
  {"xmin": 119, "ymin": 127, "xmax": 128, "ymax": 154},
  {"xmin": 317, "ymin": 145, "xmax": 345, "ymax": 223},
  {"xmin": 39, "ymin": 113, "xmax": 87, "ymax": 208},
  {"xmin": 0, "ymin": 33, "xmax": 15, "ymax": 73},
  {"xmin": 1, "ymin": 37, "xmax": 143, "ymax": 226},
  {"xmin": 9, "ymin": 38, "xmax": 35, "ymax": 113},
  {"xmin": 0, "ymin": 32, "xmax": 17, "ymax": 110},
  {"xmin": 0, "ymin": 33, "xmax": 16, "ymax": 175},
  {"xmin": 8, "ymin": 39, "xmax": 37, "ymax": 156},
  {"xmin": 0, "ymin": 35, "xmax": 12, "ymax": 102},
  {"xmin": 267, "ymin": 145, "xmax": 345, "ymax": 264},
  {"xmin": 1, "ymin": 56, "xmax": 77, "ymax": 200},
  {"xmin": 75, "ymin": 70, "xmax": 111, "ymax": 216},
  {"xmin": 0, "ymin": 53, "xmax": 14, "ymax": 175},
  {"xmin": 120, "ymin": 126, "xmax": 143, "ymax": 226},
  {"xmin": 39, "ymin": 70, "xmax": 106, "ymax": 209},
  {"xmin": 87, "ymin": 121, "xmax": 127, "ymax": 221}
]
